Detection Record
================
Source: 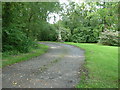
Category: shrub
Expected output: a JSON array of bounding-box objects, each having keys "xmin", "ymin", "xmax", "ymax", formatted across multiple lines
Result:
[
  {"xmin": 38, "ymin": 24, "xmax": 57, "ymax": 41},
  {"xmin": 70, "ymin": 27, "xmax": 99, "ymax": 43},
  {"xmin": 70, "ymin": 33, "xmax": 87, "ymax": 43},
  {"xmin": 98, "ymin": 30, "xmax": 119, "ymax": 46},
  {"xmin": 61, "ymin": 27, "xmax": 71, "ymax": 42},
  {"xmin": 2, "ymin": 26, "xmax": 35, "ymax": 53}
]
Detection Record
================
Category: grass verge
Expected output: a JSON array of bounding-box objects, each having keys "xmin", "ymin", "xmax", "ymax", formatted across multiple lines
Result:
[
  {"xmin": 2, "ymin": 44, "xmax": 49, "ymax": 67},
  {"xmin": 65, "ymin": 42, "xmax": 118, "ymax": 88}
]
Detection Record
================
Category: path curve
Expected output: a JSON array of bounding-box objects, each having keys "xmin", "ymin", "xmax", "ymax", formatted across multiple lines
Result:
[{"xmin": 2, "ymin": 42, "xmax": 85, "ymax": 88}]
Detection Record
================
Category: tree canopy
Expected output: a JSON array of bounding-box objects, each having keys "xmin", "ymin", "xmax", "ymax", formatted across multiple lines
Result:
[{"xmin": 2, "ymin": 2, "xmax": 119, "ymax": 53}]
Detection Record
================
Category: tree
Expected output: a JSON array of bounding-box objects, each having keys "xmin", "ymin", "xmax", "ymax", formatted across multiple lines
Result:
[{"xmin": 2, "ymin": 2, "xmax": 60, "ymax": 52}]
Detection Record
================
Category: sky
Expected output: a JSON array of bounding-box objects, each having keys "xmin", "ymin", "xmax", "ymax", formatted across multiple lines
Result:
[
  {"xmin": 47, "ymin": 0, "xmax": 85, "ymax": 24},
  {"xmin": 47, "ymin": 13, "xmax": 62, "ymax": 24},
  {"xmin": 47, "ymin": 0, "xmax": 69, "ymax": 24}
]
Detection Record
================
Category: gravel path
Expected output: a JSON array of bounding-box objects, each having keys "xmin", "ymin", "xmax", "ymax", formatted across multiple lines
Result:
[{"xmin": 2, "ymin": 42, "xmax": 85, "ymax": 88}]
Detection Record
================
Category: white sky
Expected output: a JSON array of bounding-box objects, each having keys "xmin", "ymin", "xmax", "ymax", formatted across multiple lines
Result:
[
  {"xmin": 47, "ymin": 13, "xmax": 62, "ymax": 24},
  {"xmin": 47, "ymin": 0, "xmax": 85, "ymax": 24},
  {"xmin": 47, "ymin": 0, "xmax": 69, "ymax": 24}
]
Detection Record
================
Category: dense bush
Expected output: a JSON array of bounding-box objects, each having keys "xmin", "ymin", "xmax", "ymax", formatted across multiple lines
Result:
[
  {"xmin": 61, "ymin": 27, "xmax": 71, "ymax": 41},
  {"xmin": 70, "ymin": 27, "xmax": 99, "ymax": 43},
  {"xmin": 38, "ymin": 24, "xmax": 57, "ymax": 41},
  {"xmin": 70, "ymin": 33, "xmax": 86, "ymax": 43},
  {"xmin": 2, "ymin": 2, "xmax": 59, "ymax": 54},
  {"xmin": 98, "ymin": 30, "xmax": 119, "ymax": 46},
  {"xmin": 2, "ymin": 26, "xmax": 36, "ymax": 53}
]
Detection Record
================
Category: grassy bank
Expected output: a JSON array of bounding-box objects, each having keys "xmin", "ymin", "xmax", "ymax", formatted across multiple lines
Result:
[
  {"xmin": 65, "ymin": 42, "xmax": 118, "ymax": 88},
  {"xmin": 2, "ymin": 44, "xmax": 49, "ymax": 67}
]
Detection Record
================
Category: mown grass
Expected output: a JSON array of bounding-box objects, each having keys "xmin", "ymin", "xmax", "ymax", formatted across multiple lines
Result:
[
  {"xmin": 2, "ymin": 44, "xmax": 49, "ymax": 67},
  {"xmin": 65, "ymin": 42, "xmax": 118, "ymax": 88}
]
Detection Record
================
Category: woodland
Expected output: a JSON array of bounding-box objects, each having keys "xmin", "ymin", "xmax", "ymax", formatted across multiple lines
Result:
[{"xmin": 2, "ymin": 2, "xmax": 119, "ymax": 53}]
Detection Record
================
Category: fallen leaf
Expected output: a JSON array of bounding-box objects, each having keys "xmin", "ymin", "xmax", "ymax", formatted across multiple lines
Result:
[{"xmin": 12, "ymin": 81, "xmax": 17, "ymax": 85}]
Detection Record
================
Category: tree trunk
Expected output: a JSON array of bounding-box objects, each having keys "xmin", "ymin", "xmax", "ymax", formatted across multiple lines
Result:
[{"xmin": 57, "ymin": 27, "xmax": 62, "ymax": 42}]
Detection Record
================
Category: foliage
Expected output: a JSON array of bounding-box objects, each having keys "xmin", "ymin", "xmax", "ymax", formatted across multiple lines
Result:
[
  {"xmin": 98, "ymin": 30, "xmax": 119, "ymax": 46},
  {"xmin": 2, "ymin": 2, "xmax": 119, "ymax": 54},
  {"xmin": 60, "ymin": 27, "xmax": 71, "ymax": 41},
  {"xmin": 70, "ymin": 27, "xmax": 99, "ymax": 43},
  {"xmin": 2, "ymin": 44, "xmax": 49, "ymax": 67},
  {"xmin": 60, "ymin": 2, "xmax": 118, "ymax": 44},
  {"xmin": 2, "ymin": 26, "xmax": 33, "ymax": 53},
  {"xmin": 2, "ymin": 2, "xmax": 59, "ymax": 53},
  {"xmin": 38, "ymin": 23, "xmax": 57, "ymax": 41}
]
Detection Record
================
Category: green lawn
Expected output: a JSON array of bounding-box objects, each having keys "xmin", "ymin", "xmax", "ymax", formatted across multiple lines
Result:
[
  {"xmin": 65, "ymin": 42, "xmax": 118, "ymax": 88},
  {"xmin": 2, "ymin": 44, "xmax": 49, "ymax": 67}
]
